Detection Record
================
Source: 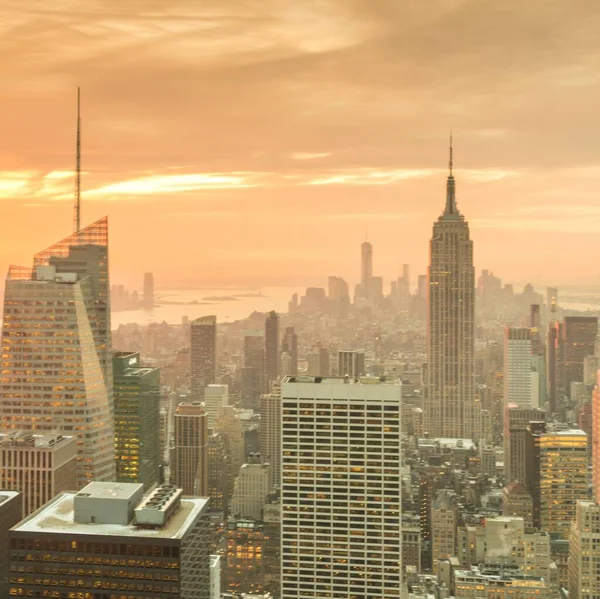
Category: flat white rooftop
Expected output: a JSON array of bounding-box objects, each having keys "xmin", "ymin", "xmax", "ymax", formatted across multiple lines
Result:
[
  {"xmin": 77, "ymin": 481, "xmax": 142, "ymax": 501},
  {"xmin": 13, "ymin": 492, "xmax": 209, "ymax": 539},
  {"xmin": 282, "ymin": 375, "xmax": 401, "ymax": 401}
]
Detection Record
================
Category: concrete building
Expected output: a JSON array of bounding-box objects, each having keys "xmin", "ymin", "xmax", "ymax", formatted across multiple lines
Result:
[
  {"xmin": 424, "ymin": 150, "xmax": 479, "ymax": 439},
  {"xmin": 0, "ymin": 431, "xmax": 77, "ymax": 516},
  {"xmin": 593, "ymin": 372, "xmax": 600, "ymax": 503},
  {"xmin": 281, "ymin": 376, "xmax": 402, "ymax": 599},
  {"xmin": 502, "ymin": 481, "xmax": 533, "ymax": 526},
  {"xmin": 207, "ymin": 432, "xmax": 229, "ymax": 516},
  {"xmin": 223, "ymin": 518, "xmax": 265, "ymax": 595},
  {"xmin": 337, "ymin": 349, "xmax": 365, "ymax": 378},
  {"xmin": 0, "ymin": 491, "xmax": 22, "ymax": 598},
  {"xmin": 564, "ymin": 316, "xmax": 597, "ymax": 395},
  {"xmin": 431, "ymin": 490, "xmax": 457, "ymax": 564},
  {"xmin": 0, "ymin": 218, "xmax": 115, "ymax": 487},
  {"xmin": 113, "ymin": 351, "xmax": 161, "ymax": 490},
  {"xmin": 281, "ymin": 327, "xmax": 298, "ymax": 375},
  {"xmin": 8, "ymin": 482, "xmax": 211, "ymax": 598},
  {"xmin": 172, "ymin": 402, "xmax": 208, "ymax": 496},
  {"xmin": 191, "ymin": 315, "xmax": 217, "ymax": 401},
  {"xmin": 215, "ymin": 405, "xmax": 246, "ymax": 496},
  {"xmin": 403, "ymin": 517, "xmax": 422, "ymax": 573},
  {"xmin": 243, "ymin": 331, "xmax": 266, "ymax": 407},
  {"xmin": 264, "ymin": 311, "xmax": 280, "ymax": 391},
  {"xmin": 210, "ymin": 554, "xmax": 221, "ymax": 599},
  {"xmin": 230, "ymin": 460, "xmax": 271, "ymax": 521},
  {"xmin": 306, "ymin": 343, "xmax": 330, "ymax": 377},
  {"xmin": 260, "ymin": 385, "xmax": 281, "ymax": 489},
  {"xmin": 204, "ymin": 384, "xmax": 229, "ymax": 431},
  {"xmin": 504, "ymin": 328, "xmax": 534, "ymax": 409},
  {"xmin": 569, "ymin": 501, "xmax": 600, "ymax": 599}
]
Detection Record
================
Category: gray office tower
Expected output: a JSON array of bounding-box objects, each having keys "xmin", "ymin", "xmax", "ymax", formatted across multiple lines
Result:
[
  {"xmin": 191, "ymin": 315, "xmax": 217, "ymax": 400},
  {"xmin": 0, "ymin": 218, "xmax": 115, "ymax": 487}
]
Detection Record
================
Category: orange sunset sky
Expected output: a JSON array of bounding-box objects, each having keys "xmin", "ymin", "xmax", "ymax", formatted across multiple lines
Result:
[{"xmin": 1, "ymin": 0, "xmax": 599, "ymax": 289}]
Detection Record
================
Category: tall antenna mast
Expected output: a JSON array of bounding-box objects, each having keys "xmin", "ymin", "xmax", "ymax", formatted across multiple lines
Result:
[{"xmin": 73, "ymin": 87, "xmax": 81, "ymax": 233}]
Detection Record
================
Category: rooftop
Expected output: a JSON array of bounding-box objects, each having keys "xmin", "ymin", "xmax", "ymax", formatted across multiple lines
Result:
[
  {"xmin": 0, "ymin": 431, "xmax": 76, "ymax": 450},
  {"xmin": 76, "ymin": 481, "xmax": 142, "ymax": 501},
  {"xmin": 13, "ymin": 492, "xmax": 209, "ymax": 539},
  {"xmin": 0, "ymin": 491, "xmax": 21, "ymax": 505}
]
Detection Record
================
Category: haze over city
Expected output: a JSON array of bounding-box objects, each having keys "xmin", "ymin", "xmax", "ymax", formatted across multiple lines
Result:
[{"xmin": 2, "ymin": 0, "xmax": 600, "ymax": 287}]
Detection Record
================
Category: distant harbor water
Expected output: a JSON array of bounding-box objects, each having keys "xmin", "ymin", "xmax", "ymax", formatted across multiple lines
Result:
[
  {"xmin": 110, "ymin": 285, "xmax": 600, "ymax": 328},
  {"xmin": 111, "ymin": 287, "xmax": 300, "ymax": 327}
]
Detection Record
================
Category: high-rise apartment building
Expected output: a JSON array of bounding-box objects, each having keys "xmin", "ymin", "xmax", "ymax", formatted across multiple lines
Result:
[
  {"xmin": 564, "ymin": 316, "xmax": 598, "ymax": 395},
  {"xmin": 0, "ymin": 431, "xmax": 77, "ymax": 516},
  {"xmin": 337, "ymin": 349, "xmax": 366, "ymax": 378},
  {"xmin": 424, "ymin": 147, "xmax": 478, "ymax": 439},
  {"xmin": 0, "ymin": 218, "xmax": 115, "ymax": 487},
  {"xmin": 190, "ymin": 315, "xmax": 217, "ymax": 401},
  {"xmin": 281, "ymin": 376, "xmax": 402, "ymax": 599},
  {"xmin": 172, "ymin": 402, "xmax": 208, "ymax": 496},
  {"xmin": 530, "ymin": 428, "xmax": 588, "ymax": 537},
  {"xmin": 504, "ymin": 328, "xmax": 534, "ymax": 409},
  {"xmin": 142, "ymin": 272, "xmax": 154, "ymax": 310},
  {"xmin": 504, "ymin": 405, "xmax": 546, "ymax": 484},
  {"xmin": 113, "ymin": 351, "xmax": 161, "ymax": 490},
  {"xmin": 281, "ymin": 326, "xmax": 298, "ymax": 375},
  {"xmin": 265, "ymin": 311, "xmax": 280, "ymax": 390},
  {"xmin": 569, "ymin": 501, "xmax": 600, "ymax": 599},
  {"xmin": 260, "ymin": 386, "xmax": 281, "ymax": 489},
  {"xmin": 8, "ymin": 482, "xmax": 211, "ymax": 598}
]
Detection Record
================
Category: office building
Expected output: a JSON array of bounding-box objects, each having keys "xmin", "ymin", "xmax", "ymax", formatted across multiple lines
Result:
[
  {"xmin": 243, "ymin": 331, "xmax": 265, "ymax": 407},
  {"xmin": 142, "ymin": 272, "xmax": 154, "ymax": 310},
  {"xmin": 281, "ymin": 376, "xmax": 402, "ymax": 599},
  {"xmin": 260, "ymin": 386, "xmax": 281, "ymax": 489},
  {"xmin": 113, "ymin": 351, "xmax": 160, "ymax": 490},
  {"xmin": 361, "ymin": 241, "xmax": 373, "ymax": 291},
  {"xmin": 502, "ymin": 481, "xmax": 533, "ymax": 526},
  {"xmin": 306, "ymin": 343, "xmax": 330, "ymax": 377},
  {"xmin": 454, "ymin": 566, "xmax": 554, "ymax": 599},
  {"xmin": 281, "ymin": 327, "xmax": 298, "ymax": 375},
  {"xmin": 530, "ymin": 428, "xmax": 588, "ymax": 537},
  {"xmin": 569, "ymin": 501, "xmax": 600, "ymax": 599},
  {"xmin": 191, "ymin": 315, "xmax": 217, "ymax": 401},
  {"xmin": 424, "ymin": 145, "xmax": 479, "ymax": 439},
  {"xmin": 431, "ymin": 490, "xmax": 457, "ymax": 564},
  {"xmin": 224, "ymin": 518, "xmax": 265, "ymax": 595},
  {"xmin": 0, "ymin": 431, "xmax": 77, "ymax": 516},
  {"xmin": 8, "ymin": 482, "xmax": 211, "ymax": 598},
  {"xmin": 210, "ymin": 554, "xmax": 221, "ymax": 599},
  {"xmin": 0, "ymin": 218, "xmax": 115, "ymax": 486},
  {"xmin": 594, "ymin": 372, "xmax": 600, "ymax": 503},
  {"xmin": 504, "ymin": 405, "xmax": 546, "ymax": 484},
  {"xmin": 262, "ymin": 498, "xmax": 281, "ymax": 596},
  {"xmin": 530, "ymin": 305, "xmax": 547, "ymax": 409},
  {"xmin": 207, "ymin": 432, "xmax": 229, "ymax": 515},
  {"xmin": 265, "ymin": 311, "xmax": 280, "ymax": 390},
  {"xmin": 337, "ymin": 349, "xmax": 365, "ymax": 378},
  {"xmin": 215, "ymin": 406, "xmax": 246, "ymax": 496},
  {"xmin": 564, "ymin": 317, "xmax": 597, "ymax": 395},
  {"xmin": 504, "ymin": 328, "xmax": 534, "ymax": 409},
  {"xmin": 0, "ymin": 492, "xmax": 21, "ymax": 598},
  {"xmin": 172, "ymin": 402, "xmax": 208, "ymax": 496},
  {"xmin": 204, "ymin": 384, "xmax": 229, "ymax": 431},
  {"xmin": 230, "ymin": 460, "xmax": 271, "ymax": 520}
]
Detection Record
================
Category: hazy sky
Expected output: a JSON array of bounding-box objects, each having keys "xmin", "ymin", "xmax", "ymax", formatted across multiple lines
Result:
[{"xmin": 1, "ymin": 0, "xmax": 600, "ymax": 289}]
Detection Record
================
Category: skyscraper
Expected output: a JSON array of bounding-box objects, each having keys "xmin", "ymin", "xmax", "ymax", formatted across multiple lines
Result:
[
  {"xmin": 264, "ymin": 311, "xmax": 280, "ymax": 390},
  {"xmin": 190, "ymin": 315, "xmax": 217, "ymax": 401},
  {"xmin": 260, "ymin": 385, "xmax": 281, "ymax": 489},
  {"xmin": 172, "ymin": 402, "xmax": 208, "ymax": 496},
  {"xmin": 281, "ymin": 326, "xmax": 298, "ymax": 375},
  {"xmin": 593, "ymin": 371, "xmax": 600, "ymax": 503},
  {"xmin": 504, "ymin": 328, "xmax": 534, "ymax": 409},
  {"xmin": 142, "ymin": 271, "xmax": 154, "ymax": 310},
  {"xmin": 337, "ymin": 349, "xmax": 366, "ymax": 378},
  {"xmin": 564, "ymin": 316, "xmax": 598, "ymax": 395},
  {"xmin": 424, "ymin": 141, "xmax": 478, "ymax": 439},
  {"xmin": 242, "ymin": 331, "xmax": 265, "ymax": 408},
  {"xmin": 0, "ymin": 218, "xmax": 115, "ymax": 486},
  {"xmin": 361, "ymin": 240, "xmax": 373, "ymax": 291},
  {"xmin": 113, "ymin": 351, "xmax": 161, "ymax": 490},
  {"xmin": 280, "ymin": 376, "xmax": 402, "ymax": 599},
  {"xmin": 568, "ymin": 500, "xmax": 600, "ymax": 599}
]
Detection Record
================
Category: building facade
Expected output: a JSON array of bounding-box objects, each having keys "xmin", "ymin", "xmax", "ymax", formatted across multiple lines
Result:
[
  {"xmin": 264, "ymin": 311, "xmax": 280, "ymax": 391},
  {"xmin": 337, "ymin": 350, "xmax": 366, "ymax": 378},
  {"xmin": 191, "ymin": 315, "xmax": 217, "ymax": 401},
  {"xmin": 281, "ymin": 376, "xmax": 402, "ymax": 599},
  {"xmin": 504, "ymin": 328, "xmax": 534, "ymax": 409},
  {"xmin": 569, "ymin": 500, "xmax": 600, "ymax": 599}
]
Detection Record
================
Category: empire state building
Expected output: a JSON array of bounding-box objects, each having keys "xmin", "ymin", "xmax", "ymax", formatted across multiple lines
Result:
[{"xmin": 424, "ymin": 141, "xmax": 479, "ymax": 439}]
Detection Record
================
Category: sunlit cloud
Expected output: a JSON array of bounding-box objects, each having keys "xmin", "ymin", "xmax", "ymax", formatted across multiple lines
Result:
[
  {"xmin": 308, "ymin": 169, "xmax": 436, "ymax": 186},
  {"xmin": 290, "ymin": 152, "xmax": 332, "ymax": 160}
]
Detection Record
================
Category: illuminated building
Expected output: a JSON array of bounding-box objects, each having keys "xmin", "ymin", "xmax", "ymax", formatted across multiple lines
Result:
[
  {"xmin": 223, "ymin": 518, "xmax": 265, "ymax": 595},
  {"xmin": 337, "ymin": 349, "xmax": 365, "ymax": 378},
  {"xmin": 504, "ymin": 328, "xmax": 534, "ymax": 409},
  {"xmin": 564, "ymin": 316, "xmax": 597, "ymax": 397},
  {"xmin": 504, "ymin": 405, "xmax": 546, "ymax": 484},
  {"xmin": 230, "ymin": 459, "xmax": 271, "ymax": 521},
  {"xmin": 424, "ymin": 142, "xmax": 479, "ymax": 439},
  {"xmin": 594, "ymin": 372, "xmax": 600, "ymax": 503},
  {"xmin": 113, "ymin": 351, "xmax": 160, "ymax": 490},
  {"xmin": 530, "ymin": 428, "xmax": 588, "ymax": 537},
  {"xmin": 264, "ymin": 311, "xmax": 280, "ymax": 391},
  {"xmin": 281, "ymin": 327, "xmax": 298, "ymax": 375},
  {"xmin": 207, "ymin": 432, "xmax": 229, "ymax": 516},
  {"xmin": 569, "ymin": 501, "xmax": 600, "ymax": 599},
  {"xmin": 8, "ymin": 482, "xmax": 211, "ymax": 598},
  {"xmin": 191, "ymin": 315, "xmax": 217, "ymax": 401},
  {"xmin": 0, "ymin": 218, "xmax": 115, "ymax": 487},
  {"xmin": 0, "ymin": 431, "xmax": 77, "ymax": 516},
  {"xmin": 0, "ymin": 491, "xmax": 22, "ymax": 598},
  {"xmin": 172, "ymin": 402, "xmax": 208, "ymax": 496},
  {"xmin": 262, "ymin": 498, "xmax": 281, "ymax": 596},
  {"xmin": 281, "ymin": 376, "xmax": 402, "ymax": 599}
]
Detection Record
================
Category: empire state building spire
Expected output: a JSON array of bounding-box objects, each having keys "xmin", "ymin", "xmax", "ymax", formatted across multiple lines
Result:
[{"xmin": 445, "ymin": 132, "xmax": 457, "ymax": 216}]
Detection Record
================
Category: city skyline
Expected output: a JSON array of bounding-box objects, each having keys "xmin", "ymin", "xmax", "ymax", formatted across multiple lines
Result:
[{"xmin": 2, "ymin": 1, "xmax": 600, "ymax": 287}]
